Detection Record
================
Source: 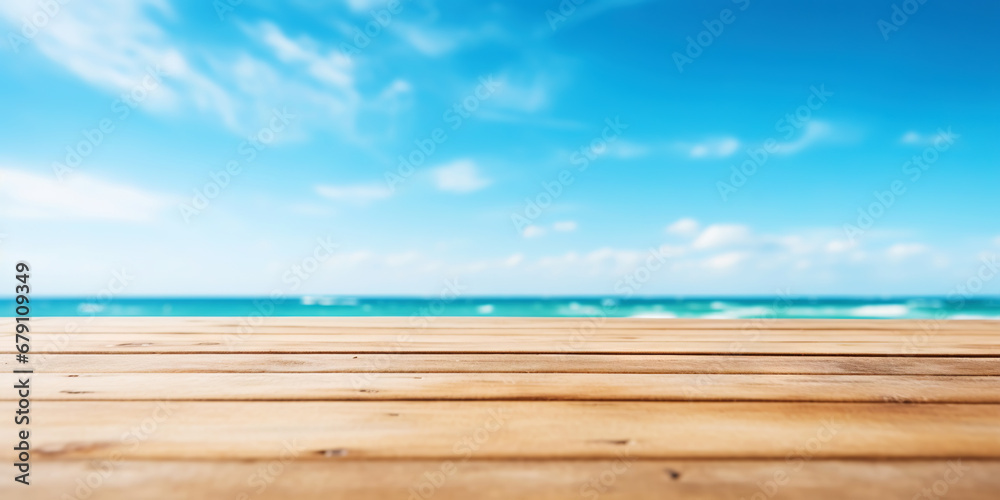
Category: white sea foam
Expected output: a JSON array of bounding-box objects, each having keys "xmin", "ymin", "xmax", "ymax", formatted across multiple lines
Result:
[
  {"xmin": 850, "ymin": 305, "xmax": 910, "ymax": 318},
  {"xmin": 629, "ymin": 312, "xmax": 677, "ymax": 318},
  {"xmin": 477, "ymin": 304, "xmax": 495, "ymax": 314},
  {"xmin": 557, "ymin": 302, "xmax": 603, "ymax": 316},
  {"xmin": 702, "ymin": 306, "xmax": 774, "ymax": 319},
  {"xmin": 77, "ymin": 303, "xmax": 104, "ymax": 314}
]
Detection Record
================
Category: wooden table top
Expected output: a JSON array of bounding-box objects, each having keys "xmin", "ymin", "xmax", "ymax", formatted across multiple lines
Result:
[{"xmin": 3, "ymin": 316, "xmax": 999, "ymax": 499}]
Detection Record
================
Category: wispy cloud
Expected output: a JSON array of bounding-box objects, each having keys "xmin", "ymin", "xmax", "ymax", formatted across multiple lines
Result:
[
  {"xmin": 886, "ymin": 243, "xmax": 927, "ymax": 261},
  {"xmin": 772, "ymin": 121, "xmax": 833, "ymax": 155},
  {"xmin": 703, "ymin": 251, "xmax": 747, "ymax": 270},
  {"xmin": 604, "ymin": 140, "xmax": 650, "ymax": 159},
  {"xmin": 489, "ymin": 74, "xmax": 550, "ymax": 113},
  {"xmin": 900, "ymin": 128, "xmax": 958, "ymax": 146},
  {"xmin": 666, "ymin": 217, "xmax": 699, "ymax": 237},
  {"xmin": 682, "ymin": 137, "xmax": 740, "ymax": 159},
  {"xmin": 691, "ymin": 224, "xmax": 751, "ymax": 250},
  {"xmin": 431, "ymin": 159, "xmax": 492, "ymax": 193},
  {"xmin": 345, "ymin": 0, "xmax": 383, "ymax": 13},
  {"xmin": 627, "ymin": 122, "xmax": 836, "ymax": 162},
  {"xmin": 552, "ymin": 220, "xmax": 577, "ymax": 232},
  {"xmin": 0, "ymin": 167, "xmax": 171, "ymax": 222},
  {"xmin": 522, "ymin": 225, "xmax": 545, "ymax": 238},
  {"xmin": 0, "ymin": 0, "xmax": 240, "ymax": 127},
  {"xmin": 394, "ymin": 23, "xmax": 461, "ymax": 56},
  {"xmin": 253, "ymin": 21, "xmax": 355, "ymax": 89}
]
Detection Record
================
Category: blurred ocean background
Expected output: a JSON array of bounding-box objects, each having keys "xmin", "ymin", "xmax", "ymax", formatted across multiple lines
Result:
[
  {"xmin": 2, "ymin": 2, "xmax": 999, "ymax": 304},
  {"xmin": 8, "ymin": 297, "xmax": 1000, "ymax": 319}
]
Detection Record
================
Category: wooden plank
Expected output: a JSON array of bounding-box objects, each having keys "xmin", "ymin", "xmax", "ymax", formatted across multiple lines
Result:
[
  {"xmin": 14, "ymin": 316, "xmax": 1000, "ymax": 331},
  {"xmin": 7, "ymin": 353, "xmax": 999, "ymax": 375},
  {"xmin": 12, "ymin": 401, "xmax": 1000, "ymax": 460},
  {"xmin": 4, "ymin": 459, "xmax": 997, "ymax": 500},
  {"xmin": 8, "ymin": 333, "xmax": 999, "ymax": 355},
  {"xmin": 16, "ymin": 373, "xmax": 1000, "ymax": 403}
]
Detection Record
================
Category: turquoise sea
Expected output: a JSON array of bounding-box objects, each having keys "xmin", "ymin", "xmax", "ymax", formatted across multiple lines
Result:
[{"xmin": 6, "ymin": 297, "xmax": 1000, "ymax": 319}]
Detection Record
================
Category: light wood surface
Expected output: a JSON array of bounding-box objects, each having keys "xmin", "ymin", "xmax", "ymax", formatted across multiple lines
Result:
[
  {"xmin": 12, "ymin": 373, "xmax": 1000, "ymax": 402},
  {"xmin": 4, "ymin": 460, "xmax": 998, "ymax": 500},
  {"xmin": 5, "ymin": 316, "xmax": 999, "ymax": 498},
  {"xmin": 3, "ymin": 353, "xmax": 997, "ymax": 374}
]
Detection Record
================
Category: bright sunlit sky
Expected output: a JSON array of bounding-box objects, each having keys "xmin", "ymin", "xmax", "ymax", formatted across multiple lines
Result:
[{"xmin": 0, "ymin": 0, "xmax": 998, "ymax": 296}]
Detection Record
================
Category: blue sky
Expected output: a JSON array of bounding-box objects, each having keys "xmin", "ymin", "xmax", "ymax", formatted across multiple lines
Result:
[{"xmin": 0, "ymin": 0, "xmax": 998, "ymax": 297}]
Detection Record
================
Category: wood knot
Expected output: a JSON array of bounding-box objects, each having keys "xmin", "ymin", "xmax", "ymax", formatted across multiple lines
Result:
[{"xmin": 317, "ymin": 449, "xmax": 348, "ymax": 457}]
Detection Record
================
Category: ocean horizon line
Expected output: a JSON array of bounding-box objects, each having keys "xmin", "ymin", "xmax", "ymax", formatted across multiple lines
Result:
[{"xmin": 6, "ymin": 296, "xmax": 999, "ymax": 320}]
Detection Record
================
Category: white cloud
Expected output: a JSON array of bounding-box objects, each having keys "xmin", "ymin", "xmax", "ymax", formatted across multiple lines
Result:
[
  {"xmin": 553, "ymin": 221, "xmax": 577, "ymax": 232},
  {"xmin": 686, "ymin": 137, "xmax": 740, "ymax": 159},
  {"xmin": 254, "ymin": 22, "xmax": 355, "ymax": 90},
  {"xmin": 0, "ymin": 0, "xmax": 240, "ymax": 128},
  {"xmin": 394, "ymin": 24, "xmax": 460, "ymax": 56},
  {"xmin": 316, "ymin": 183, "xmax": 392, "ymax": 205},
  {"xmin": 522, "ymin": 225, "xmax": 545, "ymax": 238},
  {"xmin": 431, "ymin": 159, "xmax": 491, "ymax": 193},
  {"xmin": 899, "ymin": 128, "xmax": 958, "ymax": 147},
  {"xmin": 504, "ymin": 253, "xmax": 524, "ymax": 267},
  {"xmin": 825, "ymin": 239, "xmax": 857, "ymax": 254},
  {"xmin": 0, "ymin": 168, "xmax": 171, "ymax": 222},
  {"xmin": 0, "ymin": 4, "xmax": 414, "ymax": 139},
  {"xmin": 703, "ymin": 251, "xmax": 746, "ymax": 270},
  {"xmin": 542, "ymin": 0, "xmax": 656, "ymax": 31},
  {"xmin": 385, "ymin": 251, "xmax": 419, "ymax": 267},
  {"xmin": 345, "ymin": 0, "xmax": 384, "ymax": 13},
  {"xmin": 901, "ymin": 131, "xmax": 921, "ymax": 144},
  {"xmin": 772, "ymin": 121, "xmax": 833, "ymax": 155},
  {"xmin": 489, "ymin": 75, "xmax": 549, "ymax": 113},
  {"xmin": 886, "ymin": 243, "xmax": 927, "ymax": 261},
  {"xmin": 586, "ymin": 248, "xmax": 643, "ymax": 269},
  {"xmin": 692, "ymin": 224, "xmax": 750, "ymax": 250},
  {"xmin": 666, "ymin": 218, "xmax": 699, "ymax": 237},
  {"xmin": 393, "ymin": 21, "xmax": 511, "ymax": 57},
  {"xmin": 637, "ymin": 122, "xmax": 836, "ymax": 161}
]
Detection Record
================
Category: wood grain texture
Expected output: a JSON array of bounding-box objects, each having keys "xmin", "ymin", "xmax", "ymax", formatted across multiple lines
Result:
[
  {"xmin": 10, "ymin": 401, "xmax": 1000, "ymax": 460},
  {"xmin": 7, "ymin": 316, "xmax": 998, "ymax": 498},
  {"xmin": 4, "ymin": 460, "xmax": 997, "ymax": 500},
  {"xmin": 5, "ymin": 353, "xmax": 998, "ymax": 374},
  {"xmin": 14, "ymin": 372, "xmax": 1000, "ymax": 403}
]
